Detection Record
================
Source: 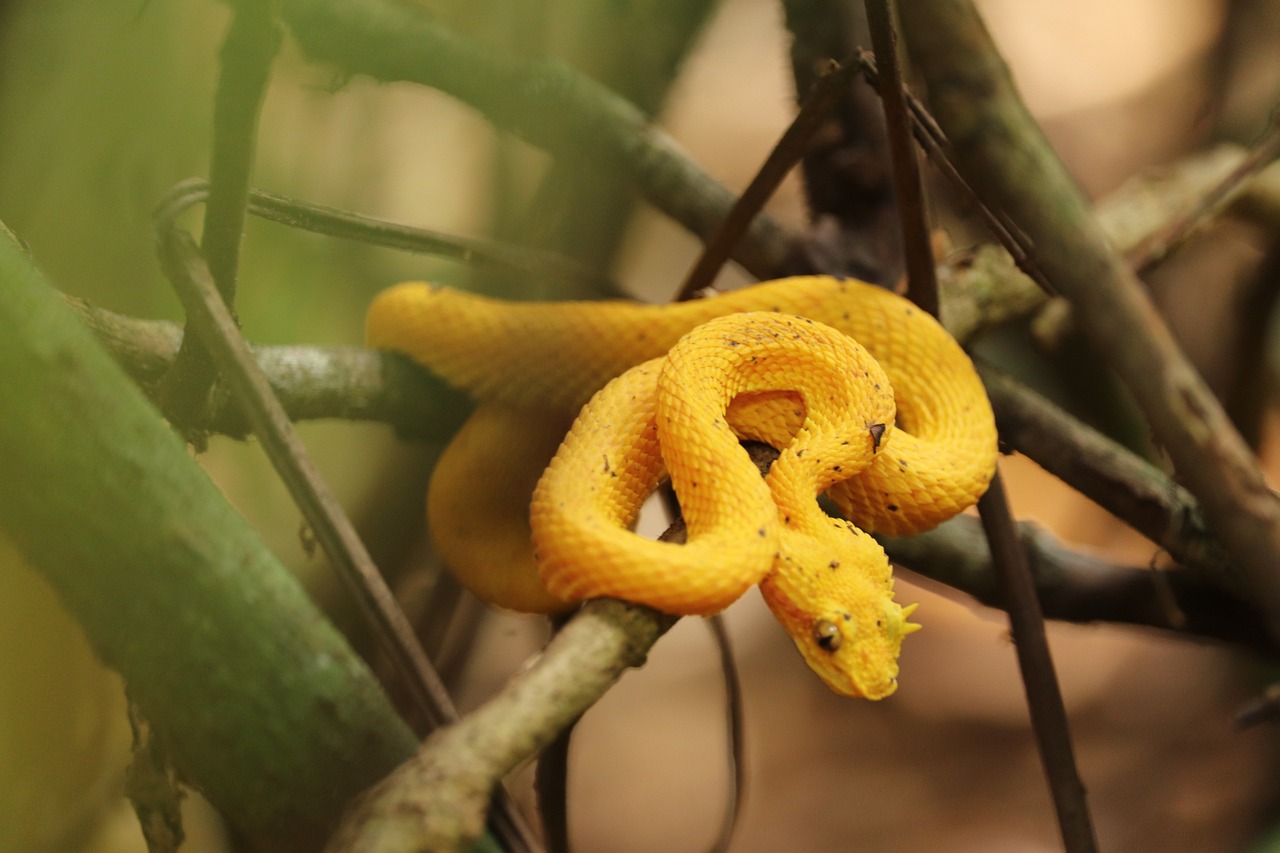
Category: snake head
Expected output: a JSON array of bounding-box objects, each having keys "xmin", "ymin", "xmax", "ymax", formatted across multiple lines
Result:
[
  {"xmin": 759, "ymin": 528, "xmax": 920, "ymax": 699},
  {"xmin": 790, "ymin": 598, "xmax": 920, "ymax": 699}
]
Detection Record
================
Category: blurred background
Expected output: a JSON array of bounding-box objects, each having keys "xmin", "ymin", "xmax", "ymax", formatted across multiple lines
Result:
[{"xmin": 2, "ymin": 0, "xmax": 1280, "ymax": 850}]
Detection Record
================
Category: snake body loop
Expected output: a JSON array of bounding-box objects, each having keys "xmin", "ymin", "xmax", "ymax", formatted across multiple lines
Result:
[{"xmin": 367, "ymin": 276, "xmax": 998, "ymax": 697}]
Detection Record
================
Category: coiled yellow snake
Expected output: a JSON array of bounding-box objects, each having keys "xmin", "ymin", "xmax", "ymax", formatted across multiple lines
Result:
[{"xmin": 367, "ymin": 276, "xmax": 997, "ymax": 698}]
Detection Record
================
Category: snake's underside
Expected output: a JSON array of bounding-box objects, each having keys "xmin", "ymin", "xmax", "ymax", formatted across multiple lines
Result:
[{"xmin": 367, "ymin": 276, "xmax": 998, "ymax": 698}]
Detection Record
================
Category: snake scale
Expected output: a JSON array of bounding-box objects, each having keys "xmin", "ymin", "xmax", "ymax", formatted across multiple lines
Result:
[{"xmin": 367, "ymin": 276, "xmax": 997, "ymax": 698}]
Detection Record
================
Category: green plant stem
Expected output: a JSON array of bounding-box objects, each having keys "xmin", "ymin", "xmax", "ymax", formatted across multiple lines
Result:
[
  {"xmin": 0, "ymin": 228, "xmax": 417, "ymax": 851},
  {"xmin": 160, "ymin": 2, "xmax": 281, "ymax": 430},
  {"xmin": 275, "ymin": 0, "xmax": 799, "ymax": 280}
]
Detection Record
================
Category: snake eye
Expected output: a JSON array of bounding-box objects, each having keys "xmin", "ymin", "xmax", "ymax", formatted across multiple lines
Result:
[{"xmin": 813, "ymin": 619, "xmax": 842, "ymax": 652}]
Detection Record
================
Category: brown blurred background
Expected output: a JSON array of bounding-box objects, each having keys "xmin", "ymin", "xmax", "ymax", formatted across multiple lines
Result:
[{"xmin": 2, "ymin": 0, "xmax": 1280, "ymax": 850}]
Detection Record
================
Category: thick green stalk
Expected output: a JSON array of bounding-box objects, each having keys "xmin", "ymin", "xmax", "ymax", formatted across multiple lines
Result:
[{"xmin": 0, "ymin": 228, "xmax": 416, "ymax": 851}]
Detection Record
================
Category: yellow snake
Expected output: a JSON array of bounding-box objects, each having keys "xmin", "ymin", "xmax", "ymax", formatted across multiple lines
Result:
[{"xmin": 366, "ymin": 276, "xmax": 997, "ymax": 698}]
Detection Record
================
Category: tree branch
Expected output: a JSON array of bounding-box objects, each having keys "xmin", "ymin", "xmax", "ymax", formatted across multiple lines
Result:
[
  {"xmin": 883, "ymin": 515, "xmax": 1274, "ymax": 655},
  {"xmin": 900, "ymin": 0, "xmax": 1280, "ymax": 641},
  {"xmin": 275, "ymin": 0, "xmax": 801, "ymax": 280},
  {"xmin": 65, "ymin": 296, "xmax": 472, "ymax": 442},
  {"xmin": 0, "ymin": 227, "xmax": 418, "ymax": 851},
  {"xmin": 327, "ymin": 600, "xmax": 677, "ymax": 853},
  {"xmin": 979, "ymin": 365, "xmax": 1231, "ymax": 581}
]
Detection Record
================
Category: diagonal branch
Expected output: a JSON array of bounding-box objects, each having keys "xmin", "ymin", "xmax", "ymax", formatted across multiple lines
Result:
[
  {"xmin": 672, "ymin": 55, "xmax": 862, "ymax": 300},
  {"xmin": 276, "ymin": 0, "xmax": 801, "ymax": 280},
  {"xmin": 0, "ymin": 225, "xmax": 420, "ymax": 852},
  {"xmin": 900, "ymin": 0, "xmax": 1280, "ymax": 642},
  {"xmin": 979, "ymin": 365, "xmax": 1230, "ymax": 580},
  {"xmin": 158, "ymin": 229, "xmax": 460, "ymax": 733}
]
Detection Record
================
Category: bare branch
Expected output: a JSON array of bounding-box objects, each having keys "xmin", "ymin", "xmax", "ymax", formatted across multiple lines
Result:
[
  {"xmin": 673, "ymin": 57, "xmax": 862, "ymax": 300},
  {"xmin": 901, "ymin": 0, "xmax": 1280, "ymax": 641},
  {"xmin": 884, "ymin": 515, "xmax": 1274, "ymax": 655},
  {"xmin": 276, "ymin": 0, "xmax": 801, "ymax": 280},
  {"xmin": 980, "ymin": 365, "xmax": 1230, "ymax": 581},
  {"xmin": 326, "ymin": 600, "xmax": 677, "ymax": 853}
]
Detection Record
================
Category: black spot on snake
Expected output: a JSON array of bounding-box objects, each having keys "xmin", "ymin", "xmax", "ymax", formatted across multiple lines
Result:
[
  {"xmin": 869, "ymin": 423, "xmax": 886, "ymax": 450},
  {"xmin": 887, "ymin": 504, "xmax": 899, "ymax": 512}
]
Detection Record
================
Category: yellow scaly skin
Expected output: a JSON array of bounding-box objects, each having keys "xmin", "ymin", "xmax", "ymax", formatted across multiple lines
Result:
[{"xmin": 366, "ymin": 276, "xmax": 998, "ymax": 698}]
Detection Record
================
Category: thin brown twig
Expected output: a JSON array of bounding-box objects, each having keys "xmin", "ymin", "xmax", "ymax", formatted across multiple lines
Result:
[
  {"xmin": 672, "ymin": 56, "xmax": 862, "ymax": 301},
  {"xmin": 158, "ymin": 229, "xmax": 459, "ymax": 730},
  {"xmin": 1126, "ymin": 112, "xmax": 1280, "ymax": 274},
  {"xmin": 854, "ymin": 51, "xmax": 1058, "ymax": 298},
  {"xmin": 706, "ymin": 613, "xmax": 745, "ymax": 853},
  {"xmin": 863, "ymin": 0, "xmax": 937, "ymax": 314},
  {"xmin": 155, "ymin": 229, "xmax": 539, "ymax": 853},
  {"xmin": 863, "ymin": 7, "xmax": 1095, "ymax": 847},
  {"xmin": 977, "ymin": 478, "xmax": 1099, "ymax": 853}
]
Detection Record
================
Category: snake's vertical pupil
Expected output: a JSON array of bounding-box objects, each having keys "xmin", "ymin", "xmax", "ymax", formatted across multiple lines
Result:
[{"xmin": 813, "ymin": 619, "xmax": 842, "ymax": 651}]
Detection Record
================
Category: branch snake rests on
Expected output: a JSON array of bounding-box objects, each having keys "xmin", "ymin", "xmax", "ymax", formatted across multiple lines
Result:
[{"xmin": 367, "ymin": 276, "xmax": 997, "ymax": 698}]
